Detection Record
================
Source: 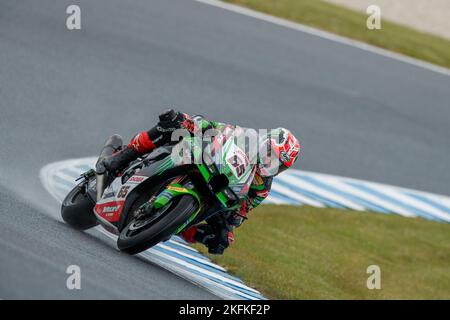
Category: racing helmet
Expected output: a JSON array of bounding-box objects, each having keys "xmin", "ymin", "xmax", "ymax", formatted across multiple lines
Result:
[{"xmin": 258, "ymin": 128, "xmax": 300, "ymax": 176}]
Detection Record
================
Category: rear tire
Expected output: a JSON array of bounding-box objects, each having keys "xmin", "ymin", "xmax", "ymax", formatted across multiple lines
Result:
[
  {"xmin": 61, "ymin": 184, "xmax": 98, "ymax": 230},
  {"xmin": 117, "ymin": 195, "xmax": 198, "ymax": 254}
]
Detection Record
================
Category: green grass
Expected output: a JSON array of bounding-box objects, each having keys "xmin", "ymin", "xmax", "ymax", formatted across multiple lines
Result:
[
  {"xmin": 223, "ymin": 0, "xmax": 450, "ymax": 69},
  {"xmin": 196, "ymin": 205, "xmax": 450, "ymax": 299}
]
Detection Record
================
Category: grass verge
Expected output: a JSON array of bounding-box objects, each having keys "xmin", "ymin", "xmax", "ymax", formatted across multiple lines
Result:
[
  {"xmin": 222, "ymin": 0, "xmax": 450, "ymax": 70},
  {"xmin": 196, "ymin": 205, "xmax": 450, "ymax": 299}
]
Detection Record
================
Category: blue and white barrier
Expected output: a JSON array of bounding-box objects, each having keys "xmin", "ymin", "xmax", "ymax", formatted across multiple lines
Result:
[{"xmin": 267, "ymin": 171, "xmax": 450, "ymax": 223}]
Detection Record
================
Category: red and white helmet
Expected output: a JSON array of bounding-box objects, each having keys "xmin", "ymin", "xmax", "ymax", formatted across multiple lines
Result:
[{"xmin": 258, "ymin": 128, "xmax": 300, "ymax": 176}]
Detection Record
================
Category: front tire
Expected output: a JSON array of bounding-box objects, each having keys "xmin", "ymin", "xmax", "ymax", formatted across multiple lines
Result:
[
  {"xmin": 117, "ymin": 195, "xmax": 198, "ymax": 254},
  {"xmin": 61, "ymin": 184, "xmax": 98, "ymax": 230}
]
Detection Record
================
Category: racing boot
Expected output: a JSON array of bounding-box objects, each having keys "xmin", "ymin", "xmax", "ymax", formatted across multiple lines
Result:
[{"xmin": 102, "ymin": 146, "xmax": 140, "ymax": 175}]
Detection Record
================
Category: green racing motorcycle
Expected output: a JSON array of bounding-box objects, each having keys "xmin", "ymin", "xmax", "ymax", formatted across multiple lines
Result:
[{"xmin": 61, "ymin": 126, "xmax": 257, "ymax": 254}]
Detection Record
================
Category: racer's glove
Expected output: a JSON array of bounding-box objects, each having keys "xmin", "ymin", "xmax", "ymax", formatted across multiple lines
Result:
[
  {"xmin": 227, "ymin": 211, "xmax": 248, "ymax": 228},
  {"xmin": 153, "ymin": 109, "xmax": 195, "ymax": 145},
  {"xmin": 156, "ymin": 109, "xmax": 186, "ymax": 134},
  {"xmin": 195, "ymin": 224, "xmax": 234, "ymax": 255},
  {"xmin": 227, "ymin": 211, "xmax": 247, "ymax": 228}
]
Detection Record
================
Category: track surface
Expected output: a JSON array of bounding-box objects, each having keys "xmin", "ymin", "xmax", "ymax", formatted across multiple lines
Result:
[{"xmin": 1, "ymin": 0, "xmax": 449, "ymax": 298}]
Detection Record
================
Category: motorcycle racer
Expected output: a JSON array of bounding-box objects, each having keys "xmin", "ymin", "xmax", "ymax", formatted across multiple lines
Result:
[{"xmin": 103, "ymin": 109, "xmax": 300, "ymax": 254}]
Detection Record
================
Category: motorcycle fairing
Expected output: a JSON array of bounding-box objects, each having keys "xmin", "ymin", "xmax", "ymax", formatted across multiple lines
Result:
[
  {"xmin": 94, "ymin": 174, "xmax": 149, "ymax": 223},
  {"xmin": 93, "ymin": 146, "xmax": 192, "ymax": 229}
]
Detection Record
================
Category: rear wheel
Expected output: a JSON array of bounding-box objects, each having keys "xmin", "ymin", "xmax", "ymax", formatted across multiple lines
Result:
[
  {"xmin": 117, "ymin": 195, "xmax": 198, "ymax": 254},
  {"xmin": 61, "ymin": 184, "xmax": 98, "ymax": 230}
]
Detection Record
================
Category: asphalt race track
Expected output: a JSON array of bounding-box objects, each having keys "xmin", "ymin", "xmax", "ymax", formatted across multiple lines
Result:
[{"xmin": 1, "ymin": 0, "xmax": 449, "ymax": 298}]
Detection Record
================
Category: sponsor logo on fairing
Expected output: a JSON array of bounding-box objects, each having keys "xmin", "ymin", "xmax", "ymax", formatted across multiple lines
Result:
[
  {"xmin": 102, "ymin": 205, "xmax": 121, "ymax": 213},
  {"xmin": 128, "ymin": 176, "xmax": 146, "ymax": 183}
]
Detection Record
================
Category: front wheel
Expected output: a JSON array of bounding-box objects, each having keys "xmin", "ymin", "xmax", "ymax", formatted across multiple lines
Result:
[
  {"xmin": 117, "ymin": 195, "xmax": 198, "ymax": 254},
  {"xmin": 61, "ymin": 184, "xmax": 98, "ymax": 230}
]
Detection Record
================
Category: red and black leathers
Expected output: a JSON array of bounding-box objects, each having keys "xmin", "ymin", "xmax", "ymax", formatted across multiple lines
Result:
[{"xmin": 103, "ymin": 110, "xmax": 188, "ymax": 173}]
